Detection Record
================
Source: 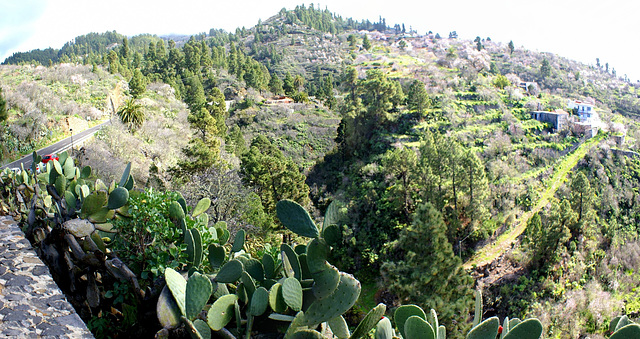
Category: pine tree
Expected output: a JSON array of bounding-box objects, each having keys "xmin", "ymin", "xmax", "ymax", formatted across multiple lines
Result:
[
  {"xmin": 283, "ymin": 72, "xmax": 295, "ymax": 96},
  {"xmin": 382, "ymin": 202, "xmax": 474, "ymax": 334},
  {"xmin": 129, "ymin": 69, "xmax": 147, "ymax": 99},
  {"xmin": 206, "ymin": 87, "xmax": 227, "ymax": 139},
  {"xmin": 508, "ymin": 40, "xmax": 515, "ymax": 55},
  {"xmin": 382, "ymin": 147, "xmax": 418, "ymax": 219},
  {"xmin": 362, "ymin": 34, "xmax": 371, "ymax": 50},
  {"xmin": 268, "ymin": 74, "xmax": 284, "ymax": 95},
  {"xmin": 119, "ymin": 37, "xmax": 130, "ymax": 62},
  {"xmin": 540, "ymin": 58, "xmax": 551, "ymax": 78},
  {"xmin": 407, "ymin": 79, "xmax": 430, "ymax": 114},
  {"xmin": 526, "ymin": 200, "xmax": 574, "ymax": 268},
  {"xmin": 240, "ymin": 135, "xmax": 310, "ymax": 224},
  {"xmin": 461, "ymin": 150, "xmax": 488, "ymax": 223}
]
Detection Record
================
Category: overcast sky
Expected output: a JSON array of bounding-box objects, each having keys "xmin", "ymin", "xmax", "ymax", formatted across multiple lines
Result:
[{"xmin": 1, "ymin": 0, "xmax": 638, "ymax": 82}]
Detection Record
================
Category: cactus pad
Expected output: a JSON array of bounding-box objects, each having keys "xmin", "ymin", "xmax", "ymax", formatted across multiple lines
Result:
[
  {"xmin": 169, "ymin": 201, "xmax": 185, "ymax": 220},
  {"xmin": 215, "ymin": 260, "xmax": 243, "ymax": 283},
  {"xmin": 241, "ymin": 271, "xmax": 256, "ymax": 300},
  {"xmin": 231, "ymin": 229, "xmax": 245, "ymax": 253},
  {"xmin": 192, "ymin": 228, "xmax": 203, "ymax": 267},
  {"xmin": 503, "ymin": 318, "xmax": 542, "ymax": 339},
  {"xmin": 81, "ymin": 191, "xmax": 107, "ymax": 217},
  {"xmin": 328, "ymin": 316, "xmax": 350, "ymax": 339},
  {"xmin": 192, "ymin": 198, "xmax": 211, "ymax": 217},
  {"xmin": 301, "ymin": 272, "xmax": 361, "ymax": 326},
  {"xmin": 394, "ymin": 305, "xmax": 426, "ymax": 339},
  {"xmin": 611, "ymin": 324, "xmax": 640, "ymax": 339},
  {"xmin": 281, "ymin": 244, "xmax": 302, "ymax": 280},
  {"xmin": 375, "ymin": 317, "xmax": 393, "ymax": 339},
  {"xmin": 276, "ymin": 199, "xmax": 319, "ymax": 238},
  {"xmin": 208, "ymin": 244, "xmax": 226, "ymax": 269},
  {"xmin": 192, "ymin": 319, "xmax": 211, "ymax": 339},
  {"xmin": 311, "ymin": 263, "xmax": 340, "ymax": 300},
  {"xmin": 306, "ymin": 239, "xmax": 330, "ymax": 274},
  {"xmin": 157, "ymin": 285, "xmax": 181, "ymax": 328},
  {"xmin": 185, "ymin": 272, "xmax": 212, "ymax": 320},
  {"xmin": 107, "ymin": 187, "xmax": 129, "ymax": 210},
  {"xmin": 466, "ymin": 317, "xmax": 499, "ymax": 339},
  {"xmin": 322, "ymin": 224, "xmax": 342, "ymax": 247},
  {"xmin": 165, "ymin": 268, "xmax": 187, "ymax": 316},
  {"xmin": 615, "ymin": 316, "xmax": 632, "ymax": 332},
  {"xmin": 404, "ymin": 316, "xmax": 435, "ymax": 339},
  {"xmin": 250, "ymin": 287, "xmax": 269, "ymax": 317},
  {"xmin": 207, "ymin": 294, "xmax": 238, "ymax": 331},
  {"xmin": 244, "ymin": 258, "xmax": 265, "ymax": 282},
  {"xmin": 282, "ymin": 277, "xmax": 303, "ymax": 312},
  {"xmin": 427, "ymin": 309, "xmax": 439, "ymax": 334},
  {"xmin": 350, "ymin": 303, "xmax": 386, "ymax": 339},
  {"xmin": 262, "ymin": 253, "xmax": 276, "ymax": 279},
  {"xmin": 269, "ymin": 283, "xmax": 287, "ymax": 313}
]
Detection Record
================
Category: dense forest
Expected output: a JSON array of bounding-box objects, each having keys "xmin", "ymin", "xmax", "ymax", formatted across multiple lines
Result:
[{"xmin": 2, "ymin": 4, "xmax": 640, "ymax": 339}]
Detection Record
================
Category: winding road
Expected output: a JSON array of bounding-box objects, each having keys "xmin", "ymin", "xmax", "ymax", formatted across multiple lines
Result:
[{"xmin": 1, "ymin": 121, "xmax": 111, "ymax": 171}]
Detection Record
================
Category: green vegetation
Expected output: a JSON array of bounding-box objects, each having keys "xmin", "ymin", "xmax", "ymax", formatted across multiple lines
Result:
[{"xmin": 2, "ymin": 4, "xmax": 640, "ymax": 339}]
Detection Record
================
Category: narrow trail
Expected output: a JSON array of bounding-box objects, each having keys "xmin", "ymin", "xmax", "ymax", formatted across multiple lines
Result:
[{"xmin": 463, "ymin": 133, "xmax": 605, "ymax": 270}]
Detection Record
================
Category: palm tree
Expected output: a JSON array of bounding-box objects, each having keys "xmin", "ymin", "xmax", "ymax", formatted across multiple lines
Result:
[{"xmin": 117, "ymin": 98, "xmax": 144, "ymax": 131}]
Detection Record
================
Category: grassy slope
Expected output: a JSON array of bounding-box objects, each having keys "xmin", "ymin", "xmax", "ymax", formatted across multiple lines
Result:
[{"xmin": 463, "ymin": 132, "xmax": 606, "ymax": 269}]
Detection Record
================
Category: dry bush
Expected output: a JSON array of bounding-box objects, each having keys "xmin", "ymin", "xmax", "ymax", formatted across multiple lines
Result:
[
  {"xmin": 529, "ymin": 281, "xmax": 621, "ymax": 338},
  {"xmin": 477, "ymin": 86, "xmax": 499, "ymax": 101},
  {"xmin": 78, "ymin": 90, "xmax": 191, "ymax": 186},
  {"xmin": 10, "ymin": 109, "xmax": 48, "ymax": 142}
]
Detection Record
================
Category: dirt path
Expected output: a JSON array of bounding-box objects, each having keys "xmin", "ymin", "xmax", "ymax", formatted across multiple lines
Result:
[{"xmin": 464, "ymin": 133, "xmax": 605, "ymax": 270}]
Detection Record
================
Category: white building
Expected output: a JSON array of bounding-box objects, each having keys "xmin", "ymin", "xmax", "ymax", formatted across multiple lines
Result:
[{"xmin": 568, "ymin": 99, "xmax": 599, "ymax": 124}]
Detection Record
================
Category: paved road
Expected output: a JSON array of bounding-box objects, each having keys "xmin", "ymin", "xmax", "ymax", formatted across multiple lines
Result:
[{"xmin": 1, "ymin": 120, "xmax": 110, "ymax": 171}]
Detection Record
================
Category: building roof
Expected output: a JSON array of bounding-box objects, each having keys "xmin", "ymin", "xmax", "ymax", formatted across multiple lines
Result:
[{"xmin": 532, "ymin": 110, "xmax": 568, "ymax": 116}]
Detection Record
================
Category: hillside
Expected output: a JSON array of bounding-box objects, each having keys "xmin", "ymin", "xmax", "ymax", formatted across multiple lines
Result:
[{"xmin": 2, "ymin": 4, "xmax": 640, "ymax": 339}]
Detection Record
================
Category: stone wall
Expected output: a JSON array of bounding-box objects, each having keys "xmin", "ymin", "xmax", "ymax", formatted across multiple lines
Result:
[{"xmin": 0, "ymin": 216, "xmax": 93, "ymax": 338}]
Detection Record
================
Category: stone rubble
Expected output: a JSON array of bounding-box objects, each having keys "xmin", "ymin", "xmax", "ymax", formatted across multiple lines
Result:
[{"xmin": 0, "ymin": 216, "xmax": 93, "ymax": 338}]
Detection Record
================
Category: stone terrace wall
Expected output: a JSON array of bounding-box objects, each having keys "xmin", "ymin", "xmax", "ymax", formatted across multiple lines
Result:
[{"xmin": 0, "ymin": 216, "xmax": 93, "ymax": 338}]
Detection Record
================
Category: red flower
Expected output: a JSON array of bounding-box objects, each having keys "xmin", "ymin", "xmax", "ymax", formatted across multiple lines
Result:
[{"xmin": 498, "ymin": 325, "xmax": 503, "ymax": 334}]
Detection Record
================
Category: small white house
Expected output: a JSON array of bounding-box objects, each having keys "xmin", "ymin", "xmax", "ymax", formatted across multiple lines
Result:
[{"xmin": 568, "ymin": 99, "xmax": 599, "ymax": 124}]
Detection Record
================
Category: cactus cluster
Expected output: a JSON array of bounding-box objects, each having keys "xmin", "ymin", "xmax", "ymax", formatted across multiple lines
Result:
[
  {"xmin": 609, "ymin": 315, "xmax": 640, "ymax": 339},
  {"xmin": 466, "ymin": 290, "xmax": 542, "ymax": 339},
  {"xmin": 156, "ymin": 199, "xmax": 372, "ymax": 339},
  {"xmin": 370, "ymin": 290, "xmax": 547, "ymax": 339},
  {"xmin": 0, "ymin": 152, "xmax": 147, "ymax": 318}
]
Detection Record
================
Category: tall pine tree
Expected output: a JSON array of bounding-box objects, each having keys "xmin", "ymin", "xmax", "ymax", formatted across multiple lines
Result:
[{"xmin": 382, "ymin": 202, "xmax": 474, "ymax": 334}]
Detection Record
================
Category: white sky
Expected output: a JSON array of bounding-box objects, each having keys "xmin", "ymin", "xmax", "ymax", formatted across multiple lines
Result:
[{"xmin": 1, "ymin": 0, "xmax": 639, "ymax": 82}]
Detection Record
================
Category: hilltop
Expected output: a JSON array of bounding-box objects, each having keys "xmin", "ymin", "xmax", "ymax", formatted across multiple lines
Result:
[{"xmin": 1, "ymin": 4, "xmax": 640, "ymax": 338}]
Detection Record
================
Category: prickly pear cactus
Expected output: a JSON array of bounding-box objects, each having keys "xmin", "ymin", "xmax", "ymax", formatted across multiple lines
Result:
[
  {"xmin": 350, "ymin": 303, "xmax": 386, "ymax": 339},
  {"xmin": 276, "ymin": 199, "xmax": 319, "ymax": 238},
  {"xmin": 165, "ymin": 268, "xmax": 187, "ymax": 316},
  {"xmin": 207, "ymin": 294, "xmax": 238, "ymax": 331},
  {"xmin": 185, "ymin": 272, "xmax": 212, "ymax": 320},
  {"xmin": 394, "ymin": 305, "xmax": 426, "ymax": 339},
  {"xmin": 466, "ymin": 317, "xmax": 499, "ymax": 339},
  {"xmin": 300, "ymin": 272, "xmax": 361, "ymax": 326},
  {"xmin": 375, "ymin": 317, "xmax": 394, "ymax": 339},
  {"xmin": 502, "ymin": 318, "xmax": 542, "ymax": 339},
  {"xmin": 405, "ymin": 316, "xmax": 435, "ymax": 339}
]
